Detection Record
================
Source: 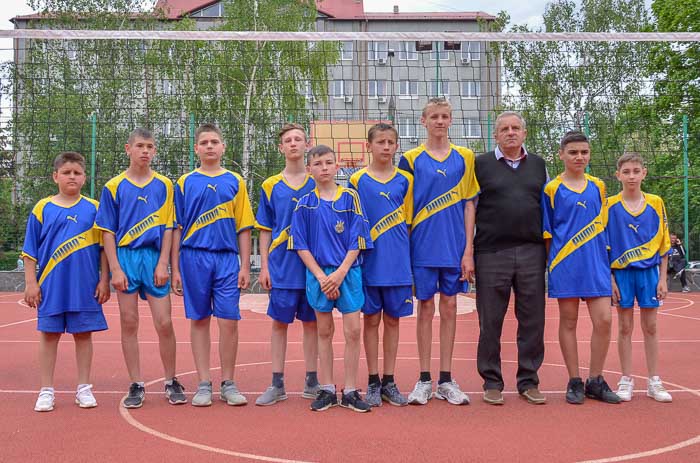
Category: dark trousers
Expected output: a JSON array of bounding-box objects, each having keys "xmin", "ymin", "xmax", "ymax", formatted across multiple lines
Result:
[{"xmin": 475, "ymin": 243, "xmax": 546, "ymax": 393}]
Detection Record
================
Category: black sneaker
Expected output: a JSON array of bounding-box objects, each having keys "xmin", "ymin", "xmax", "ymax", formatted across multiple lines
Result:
[
  {"xmin": 123, "ymin": 383, "xmax": 145, "ymax": 409},
  {"xmin": 585, "ymin": 375, "xmax": 622, "ymax": 404},
  {"xmin": 340, "ymin": 390, "xmax": 371, "ymax": 413},
  {"xmin": 310, "ymin": 389, "xmax": 338, "ymax": 412},
  {"xmin": 565, "ymin": 377, "xmax": 585, "ymax": 405},
  {"xmin": 165, "ymin": 377, "xmax": 187, "ymax": 405}
]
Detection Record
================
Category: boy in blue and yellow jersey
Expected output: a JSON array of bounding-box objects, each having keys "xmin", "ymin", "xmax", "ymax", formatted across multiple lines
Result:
[
  {"xmin": 171, "ymin": 123, "xmax": 254, "ymax": 407},
  {"xmin": 542, "ymin": 131, "xmax": 620, "ymax": 405},
  {"xmin": 289, "ymin": 145, "xmax": 373, "ymax": 413},
  {"xmin": 349, "ymin": 123, "xmax": 413, "ymax": 407},
  {"xmin": 96, "ymin": 128, "xmax": 185, "ymax": 408},
  {"xmin": 608, "ymin": 152, "xmax": 672, "ymax": 403},
  {"xmin": 254, "ymin": 123, "xmax": 319, "ymax": 406},
  {"xmin": 23, "ymin": 152, "xmax": 110, "ymax": 412},
  {"xmin": 398, "ymin": 98, "xmax": 478, "ymax": 406}
]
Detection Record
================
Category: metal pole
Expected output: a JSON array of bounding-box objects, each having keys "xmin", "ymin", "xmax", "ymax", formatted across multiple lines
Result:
[
  {"xmin": 487, "ymin": 113, "xmax": 493, "ymax": 152},
  {"xmin": 189, "ymin": 113, "xmax": 195, "ymax": 170},
  {"xmin": 583, "ymin": 112, "xmax": 590, "ymax": 174},
  {"xmin": 683, "ymin": 114, "xmax": 689, "ymax": 258},
  {"xmin": 90, "ymin": 113, "xmax": 96, "ymax": 198}
]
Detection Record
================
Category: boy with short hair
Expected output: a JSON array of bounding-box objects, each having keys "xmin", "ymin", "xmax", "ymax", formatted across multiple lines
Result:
[
  {"xmin": 349, "ymin": 123, "xmax": 413, "ymax": 407},
  {"xmin": 23, "ymin": 151, "xmax": 111, "ymax": 411},
  {"xmin": 542, "ymin": 131, "xmax": 620, "ymax": 405},
  {"xmin": 398, "ymin": 98, "xmax": 479, "ymax": 406},
  {"xmin": 289, "ymin": 145, "xmax": 373, "ymax": 412},
  {"xmin": 254, "ymin": 123, "xmax": 320, "ymax": 406},
  {"xmin": 171, "ymin": 123, "xmax": 254, "ymax": 407},
  {"xmin": 608, "ymin": 152, "xmax": 672, "ymax": 402},
  {"xmin": 96, "ymin": 128, "xmax": 185, "ymax": 408}
]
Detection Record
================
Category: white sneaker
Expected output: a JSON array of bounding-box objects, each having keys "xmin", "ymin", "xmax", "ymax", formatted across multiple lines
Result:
[
  {"xmin": 682, "ymin": 286, "xmax": 690, "ymax": 293},
  {"xmin": 34, "ymin": 388, "xmax": 55, "ymax": 412},
  {"xmin": 407, "ymin": 380, "xmax": 433, "ymax": 405},
  {"xmin": 435, "ymin": 380, "xmax": 470, "ymax": 405},
  {"xmin": 647, "ymin": 376, "xmax": 672, "ymax": 403},
  {"xmin": 616, "ymin": 376, "xmax": 634, "ymax": 402},
  {"xmin": 76, "ymin": 384, "xmax": 97, "ymax": 408}
]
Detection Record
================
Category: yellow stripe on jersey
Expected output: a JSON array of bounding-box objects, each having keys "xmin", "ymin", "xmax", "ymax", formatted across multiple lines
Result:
[
  {"xmin": 412, "ymin": 188, "xmax": 461, "ymax": 228},
  {"xmin": 358, "ymin": 235, "xmax": 367, "ymax": 249},
  {"xmin": 39, "ymin": 229, "xmax": 101, "ymax": 286},
  {"xmin": 549, "ymin": 214, "xmax": 606, "ymax": 272},
  {"xmin": 119, "ymin": 201, "xmax": 170, "ymax": 247},
  {"xmin": 611, "ymin": 240, "xmax": 657, "ymax": 269},
  {"xmin": 268, "ymin": 226, "xmax": 290, "ymax": 254},
  {"xmin": 370, "ymin": 206, "xmax": 405, "ymax": 242},
  {"xmin": 182, "ymin": 199, "xmax": 235, "ymax": 243}
]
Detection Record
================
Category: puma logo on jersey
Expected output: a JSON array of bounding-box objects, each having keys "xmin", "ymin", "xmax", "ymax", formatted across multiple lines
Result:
[
  {"xmin": 404, "ymin": 299, "xmax": 412, "ymax": 304},
  {"xmin": 207, "ymin": 184, "xmax": 217, "ymax": 192},
  {"xmin": 66, "ymin": 214, "xmax": 78, "ymax": 223},
  {"xmin": 436, "ymin": 169, "xmax": 447, "ymax": 177},
  {"xmin": 379, "ymin": 191, "xmax": 391, "ymax": 201},
  {"xmin": 628, "ymin": 223, "xmax": 640, "ymax": 233},
  {"xmin": 291, "ymin": 197, "xmax": 299, "ymax": 203},
  {"xmin": 137, "ymin": 195, "xmax": 148, "ymax": 204},
  {"xmin": 576, "ymin": 201, "xmax": 587, "ymax": 209}
]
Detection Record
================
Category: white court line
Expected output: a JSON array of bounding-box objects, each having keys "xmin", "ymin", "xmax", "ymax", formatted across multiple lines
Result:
[
  {"xmin": 3, "ymin": 339, "xmax": 700, "ymax": 345},
  {"xmin": 0, "ymin": 317, "xmax": 37, "ymax": 329},
  {"xmin": 659, "ymin": 312, "xmax": 700, "ymax": 322},
  {"xmin": 576, "ymin": 436, "xmax": 700, "ymax": 463}
]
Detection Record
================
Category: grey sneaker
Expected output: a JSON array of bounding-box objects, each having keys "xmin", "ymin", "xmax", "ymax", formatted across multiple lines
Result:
[
  {"xmin": 123, "ymin": 383, "xmax": 145, "ymax": 409},
  {"xmin": 165, "ymin": 378, "xmax": 187, "ymax": 405},
  {"xmin": 365, "ymin": 382, "xmax": 382, "ymax": 407},
  {"xmin": 255, "ymin": 385, "xmax": 287, "ymax": 406},
  {"xmin": 407, "ymin": 380, "xmax": 433, "ymax": 405},
  {"xmin": 381, "ymin": 382, "xmax": 408, "ymax": 406},
  {"xmin": 435, "ymin": 380, "xmax": 470, "ymax": 405},
  {"xmin": 220, "ymin": 380, "xmax": 247, "ymax": 406},
  {"xmin": 192, "ymin": 381, "xmax": 213, "ymax": 407},
  {"xmin": 302, "ymin": 382, "xmax": 320, "ymax": 400}
]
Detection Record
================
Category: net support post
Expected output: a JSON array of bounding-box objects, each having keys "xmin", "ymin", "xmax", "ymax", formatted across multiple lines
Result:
[
  {"xmin": 683, "ymin": 114, "xmax": 689, "ymax": 258},
  {"xmin": 189, "ymin": 113, "xmax": 195, "ymax": 170},
  {"xmin": 90, "ymin": 112, "xmax": 96, "ymax": 198}
]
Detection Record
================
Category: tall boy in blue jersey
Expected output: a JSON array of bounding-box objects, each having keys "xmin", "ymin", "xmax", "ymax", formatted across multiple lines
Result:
[
  {"xmin": 23, "ymin": 152, "xmax": 110, "ymax": 412},
  {"xmin": 96, "ymin": 128, "xmax": 185, "ymax": 408},
  {"xmin": 290, "ymin": 145, "xmax": 373, "ymax": 413},
  {"xmin": 608, "ymin": 152, "xmax": 672, "ymax": 402},
  {"xmin": 255, "ymin": 123, "xmax": 320, "ymax": 406},
  {"xmin": 349, "ymin": 123, "xmax": 413, "ymax": 407},
  {"xmin": 172, "ymin": 123, "xmax": 254, "ymax": 407},
  {"xmin": 398, "ymin": 98, "xmax": 479, "ymax": 405},
  {"xmin": 543, "ymin": 131, "xmax": 620, "ymax": 404}
]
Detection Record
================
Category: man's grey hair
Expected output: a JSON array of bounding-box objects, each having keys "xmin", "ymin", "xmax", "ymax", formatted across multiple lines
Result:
[{"xmin": 495, "ymin": 111, "xmax": 527, "ymax": 132}]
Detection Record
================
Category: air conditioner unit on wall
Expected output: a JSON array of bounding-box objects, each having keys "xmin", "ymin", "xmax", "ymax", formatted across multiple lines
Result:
[
  {"xmin": 378, "ymin": 96, "xmax": 387, "ymax": 104},
  {"xmin": 344, "ymin": 95, "xmax": 353, "ymax": 103},
  {"xmin": 377, "ymin": 57, "xmax": 387, "ymax": 65},
  {"xmin": 461, "ymin": 56, "xmax": 471, "ymax": 65}
]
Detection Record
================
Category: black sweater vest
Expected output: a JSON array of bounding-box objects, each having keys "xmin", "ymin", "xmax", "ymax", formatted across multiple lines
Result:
[{"xmin": 474, "ymin": 151, "xmax": 547, "ymax": 253}]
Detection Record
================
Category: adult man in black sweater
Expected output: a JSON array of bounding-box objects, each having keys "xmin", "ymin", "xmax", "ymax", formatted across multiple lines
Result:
[{"xmin": 474, "ymin": 111, "xmax": 548, "ymax": 405}]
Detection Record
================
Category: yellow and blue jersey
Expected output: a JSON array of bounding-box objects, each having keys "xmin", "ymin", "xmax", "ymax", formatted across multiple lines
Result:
[
  {"xmin": 542, "ymin": 174, "xmax": 611, "ymax": 297},
  {"xmin": 349, "ymin": 168, "xmax": 413, "ymax": 286},
  {"xmin": 607, "ymin": 193, "xmax": 670, "ymax": 270},
  {"xmin": 398, "ymin": 144, "xmax": 479, "ymax": 267},
  {"xmin": 175, "ymin": 169, "xmax": 254, "ymax": 252},
  {"xmin": 95, "ymin": 172, "xmax": 175, "ymax": 250},
  {"xmin": 22, "ymin": 196, "xmax": 103, "ymax": 316},
  {"xmin": 289, "ymin": 186, "xmax": 372, "ymax": 268},
  {"xmin": 255, "ymin": 173, "xmax": 316, "ymax": 289}
]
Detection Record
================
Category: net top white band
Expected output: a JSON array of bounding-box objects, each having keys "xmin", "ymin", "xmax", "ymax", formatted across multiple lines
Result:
[{"xmin": 1, "ymin": 30, "xmax": 699, "ymax": 42}]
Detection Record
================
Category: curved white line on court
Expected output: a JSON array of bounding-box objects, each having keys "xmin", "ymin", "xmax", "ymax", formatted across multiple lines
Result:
[
  {"xmin": 658, "ymin": 296, "xmax": 693, "ymax": 314},
  {"xmin": 576, "ymin": 435, "xmax": 700, "ymax": 463},
  {"xmin": 0, "ymin": 317, "xmax": 37, "ymax": 329}
]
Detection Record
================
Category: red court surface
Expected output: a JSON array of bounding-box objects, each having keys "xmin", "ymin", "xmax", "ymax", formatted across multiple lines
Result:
[{"xmin": 1, "ymin": 291, "xmax": 699, "ymax": 462}]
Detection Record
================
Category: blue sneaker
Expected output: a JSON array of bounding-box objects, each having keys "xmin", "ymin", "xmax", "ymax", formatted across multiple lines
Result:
[
  {"xmin": 365, "ymin": 382, "xmax": 382, "ymax": 407},
  {"xmin": 381, "ymin": 382, "xmax": 408, "ymax": 406}
]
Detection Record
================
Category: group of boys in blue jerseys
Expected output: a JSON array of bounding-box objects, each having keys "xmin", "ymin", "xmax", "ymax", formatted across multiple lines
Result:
[{"xmin": 23, "ymin": 98, "xmax": 673, "ymax": 413}]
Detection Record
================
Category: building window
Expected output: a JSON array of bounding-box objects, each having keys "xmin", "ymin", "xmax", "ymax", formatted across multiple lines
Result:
[
  {"xmin": 191, "ymin": 2, "xmax": 222, "ymax": 17},
  {"xmin": 162, "ymin": 80, "xmax": 175, "ymax": 96},
  {"xmin": 464, "ymin": 118, "xmax": 482, "ymax": 138},
  {"xmin": 398, "ymin": 117, "xmax": 417, "ymax": 138},
  {"xmin": 430, "ymin": 80, "xmax": 449, "ymax": 97},
  {"xmin": 332, "ymin": 80, "xmax": 352, "ymax": 98},
  {"xmin": 399, "ymin": 80, "xmax": 418, "ymax": 98},
  {"xmin": 302, "ymin": 81, "xmax": 315, "ymax": 100},
  {"xmin": 341, "ymin": 41, "xmax": 354, "ymax": 61},
  {"xmin": 399, "ymin": 41, "xmax": 417, "ymax": 60},
  {"xmin": 461, "ymin": 41, "xmax": 481, "ymax": 61},
  {"xmin": 368, "ymin": 80, "xmax": 387, "ymax": 98},
  {"xmin": 430, "ymin": 41, "xmax": 449, "ymax": 61},
  {"xmin": 461, "ymin": 81, "xmax": 480, "ymax": 98},
  {"xmin": 368, "ymin": 41, "xmax": 388, "ymax": 61}
]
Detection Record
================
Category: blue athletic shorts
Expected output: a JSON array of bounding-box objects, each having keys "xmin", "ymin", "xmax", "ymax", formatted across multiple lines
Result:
[
  {"xmin": 306, "ymin": 266, "xmax": 364, "ymax": 314},
  {"xmin": 180, "ymin": 248, "xmax": 241, "ymax": 320},
  {"xmin": 362, "ymin": 285, "xmax": 414, "ymax": 318},
  {"xmin": 614, "ymin": 267, "xmax": 660, "ymax": 309},
  {"xmin": 413, "ymin": 266, "xmax": 468, "ymax": 300},
  {"xmin": 267, "ymin": 288, "xmax": 316, "ymax": 324},
  {"xmin": 38, "ymin": 311, "xmax": 108, "ymax": 334},
  {"xmin": 117, "ymin": 246, "xmax": 170, "ymax": 300}
]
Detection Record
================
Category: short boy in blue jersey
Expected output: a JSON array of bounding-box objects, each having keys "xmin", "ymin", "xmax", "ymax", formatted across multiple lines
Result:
[
  {"xmin": 255, "ymin": 123, "xmax": 320, "ymax": 406},
  {"xmin": 398, "ymin": 98, "xmax": 479, "ymax": 406},
  {"xmin": 171, "ymin": 123, "xmax": 255, "ymax": 407},
  {"xmin": 608, "ymin": 152, "xmax": 672, "ymax": 403},
  {"xmin": 349, "ymin": 123, "xmax": 413, "ymax": 407},
  {"xmin": 289, "ymin": 145, "xmax": 373, "ymax": 412},
  {"xmin": 23, "ymin": 152, "xmax": 111, "ymax": 412},
  {"xmin": 542, "ymin": 131, "xmax": 620, "ymax": 405},
  {"xmin": 96, "ymin": 128, "xmax": 185, "ymax": 408}
]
